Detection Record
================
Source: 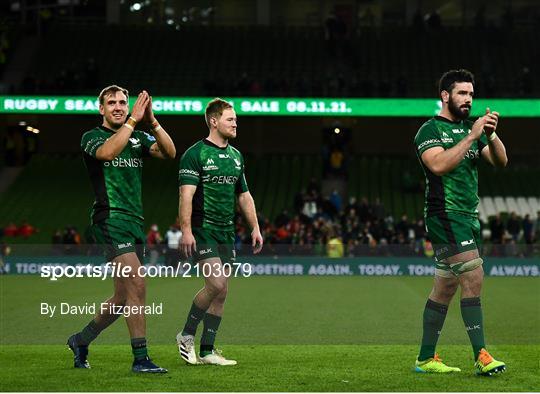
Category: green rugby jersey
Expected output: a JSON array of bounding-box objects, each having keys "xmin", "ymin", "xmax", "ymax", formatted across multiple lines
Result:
[
  {"xmin": 179, "ymin": 139, "xmax": 249, "ymax": 231},
  {"xmin": 81, "ymin": 126, "xmax": 155, "ymax": 224},
  {"xmin": 414, "ymin": 116, "xmax": 488, "ymax": 217}
]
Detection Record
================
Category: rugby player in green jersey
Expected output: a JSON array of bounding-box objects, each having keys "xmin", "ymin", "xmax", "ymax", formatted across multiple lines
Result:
[
  {"xmin": 176, "ymin": 98, "xmax": 263, "ymax": 366},
  {"xmin": 413, "ymin": 70, "xmax": 508, "ymax": 375},
  {"xmin": 68, "ymin": 85, "xmax": 175, "ymax": 373}
]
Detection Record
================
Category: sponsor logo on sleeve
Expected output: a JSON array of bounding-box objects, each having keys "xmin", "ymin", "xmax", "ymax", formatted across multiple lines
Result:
[
  {"xmin": 179, "ymin": 168, "xmax": 199, "ymax": 178},
  {"xmin": 417, "ymin": 139, "xmax": 442, "ymax": 151}
]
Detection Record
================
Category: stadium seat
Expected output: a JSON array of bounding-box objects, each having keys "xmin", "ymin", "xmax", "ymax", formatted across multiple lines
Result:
[
  {"xmin": 516, "ymin": 196, "xmax": 532, "ymax": 217},
  {"xmin": 527, "ymin": 196, "xmax": 539, "ymax": 215},
  {"xmin": 505, "ymin": 196, "xmax": 520, "ymax": 216},
  {"xmin": 477, "ymin": 199, "xmax": 487, "ymax": 223},
  {"xmin": 493, "ymin": 196, "xmax": 508, "ymax": 214},
  {"xmin": 481, "ymin": 196, "xmax": 497, "ymax": 218}
]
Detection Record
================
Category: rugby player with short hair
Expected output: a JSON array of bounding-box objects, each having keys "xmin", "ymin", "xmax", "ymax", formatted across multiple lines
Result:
[
  {"xmin": 176, "ymin": 98, "xmax": 263, "ymax": 366},
  {"xmin": 413, "ymin": 70, "xmax": 508, "ymax": 375},
  {"xmin": 68, "ymin": 85, "xmax": 175, "ymax": 373}
]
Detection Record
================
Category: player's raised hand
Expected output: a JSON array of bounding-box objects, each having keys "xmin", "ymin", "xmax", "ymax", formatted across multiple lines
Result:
[
  {"xmin": 180, "ymin": 231, "xmax": 197, "ymax": 258},
  {"xmin": 251, "ymin": 227, "xmax": 263, "ymax": 254},
  {"xmin": 470, "ymin": 114, "xmax": 488, "ymax": 140},
  {"xmin": 130, "ymin": 91, "xmax": 149, "ymax": 122},
  {"xmin": 483, "ymin": 107, "xmax": 499, "ymax": 135},
  {"xmin": 143, "ymin": 94, "xmax": 157, "ymax": 124}
]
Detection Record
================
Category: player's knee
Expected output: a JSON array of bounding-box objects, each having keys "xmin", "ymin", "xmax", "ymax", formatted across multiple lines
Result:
[
  {"xmin": 205, "ymin": 280, "xmax": 226, "ymax": 298},
  {"xmin": 441, "ymin": 281, "xmax": 458, "ymax": 299},
  {"xmin": 126, "ymin": 277, "xmax": 146, "ymax": 301},
  {"xmin": 214, "ymin": 286, "xmax": 228, "ymax": 304},
  {"xmin": 110, "ymin": 294, "xmax": 127, "ymax": 305}
]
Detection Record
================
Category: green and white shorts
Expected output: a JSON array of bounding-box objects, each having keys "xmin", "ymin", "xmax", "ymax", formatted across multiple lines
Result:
[{"xmin": 425, "ymin": 212, "xmax": 481, "ymax": 262}]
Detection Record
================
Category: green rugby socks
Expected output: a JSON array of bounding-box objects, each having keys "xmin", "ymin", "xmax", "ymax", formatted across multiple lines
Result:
[
  {"xmin": 182, "ymin": 302, "xmax": 206, "ymax": 336},
  {"xmin": 131, "ymin": 337, "xmax": 148, "ymax": 361},
  {"xmin": 418, "ymin": 299, "xmax": 448, "ymax": 361},
  {"xmin": 200, "ymin": 313, "xmax": 222, "ymax": 357},
  {"xmin": 460, "ymin": 297, "xmax": 485, "ymax": 360},
  {"xmin": 75, "ymin": 319, "xmax": 101, "ymax": 346}
]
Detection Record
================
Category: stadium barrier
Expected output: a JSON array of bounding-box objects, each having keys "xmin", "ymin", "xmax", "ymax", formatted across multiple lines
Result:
[{"xmin": 2, "ymin": 256, "xmax": 538, "ymax": 277}]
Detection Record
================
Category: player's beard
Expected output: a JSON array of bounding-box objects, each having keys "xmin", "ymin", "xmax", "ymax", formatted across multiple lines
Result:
[
  {"xmin": 448, "ymin": 96, "xmax": 471, "ymax": 120},
  {"xmin": 217, "ymin": 127, "xmax": 236, "ymax": 140}
]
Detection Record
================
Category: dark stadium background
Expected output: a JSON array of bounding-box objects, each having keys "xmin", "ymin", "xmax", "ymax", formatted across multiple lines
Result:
[{"xmin": 0, "ymin": 1, "xmax": 539, "ymax": 392}]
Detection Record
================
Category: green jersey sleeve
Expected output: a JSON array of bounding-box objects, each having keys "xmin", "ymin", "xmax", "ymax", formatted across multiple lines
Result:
[
  {"xmin": 235, "ymin": 154, "xmax": 249, "ymax": 194},
  {"xmin": 415, "ymin": 121, "xmax": 443, "ymax": 156},
  {"xmin": 179, "ymin": 146, "xmax": 202, "ymax": 186},
  {"xmin": 81, "ymin": 130, "xmax": 106, "ymax": 158}
]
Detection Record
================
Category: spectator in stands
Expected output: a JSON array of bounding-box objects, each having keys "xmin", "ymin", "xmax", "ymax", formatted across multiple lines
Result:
[
  {"xmin": 522, "ymin": 214, "xmax": 534, "ymax": 256},
  {"xmin": 372, "ymin": 197, "xmax": 385, "ymax": 221},
  {"xmin": 51, "ymin": 229, "xmax": 63, "ymax": 255},
  {"xmin": 4, "ymin": 222, "xmax": 18, "ymax": 237},
  {"xmin": 395, "ymin": 214, "xmax": 411, "ymax": 240},
  {"xmin": 0, "ymin": 243, "xmax": 10, "ymax": 274},
  {"xmin": 344, "ymin": 197, "xmax": 359, "ymax": 216},
  {"xmin": 275, "ymin": 209, "xmax": 291, "ymax": 228},
  {"xmin": 414, "ymin": 219, "xmax": 426, "ymax": 255},
  {"xmin": 329, "ymin": 190, "xmax": 343, "ymax": 213},
  {"xmin": 18, "ymin": 221, "xmax": 37, "ymax": 238},
  {"xmin": 358, "ymin": 197, "xmax": 371, "ymax": 222},
  {"xmin": 63, "ymin": 226, "xmax": 81, "ymax": 255},
  {"xmin": 302, "ymin": 196, "xmax": 318, "ymax": 219},
  {"xmin": 489, "ymin": 214, "xmax": 505, "ymax": 256},
  {"xmin": 506, "ymin": 212, "xmax": 521, "ymax": 241},
  {"xmin": 146, "ymin": 224, "xmax": 163, "ymax": 265},
  {"xmin": 165, "ymin": 225, "xmax": 182, "ymax": 267},
  {"xmin": 535, "ymin": 211, "xmax": 540, "ymax": 243},
  {"xmin": 326, "ymin": 228, "xmax": 344, "ymax": 258}
]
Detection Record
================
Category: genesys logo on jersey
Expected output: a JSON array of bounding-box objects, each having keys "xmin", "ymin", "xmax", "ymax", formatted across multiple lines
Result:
[
  {"xmin": 104, "ymin": 157, "xmax": 143, "ymax": 168},
  {"xmin": 203, "ymin": 175, "xmax": 238, "ymax": 185},
  {"xmin": 464, "ymin": 149, "xmax": 480, "ymax": 159}
]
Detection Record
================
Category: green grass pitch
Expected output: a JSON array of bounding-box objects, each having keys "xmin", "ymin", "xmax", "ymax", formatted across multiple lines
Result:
[{"xmin": 1, "ymin": 275, "xmax": 539, "ymax": 391}]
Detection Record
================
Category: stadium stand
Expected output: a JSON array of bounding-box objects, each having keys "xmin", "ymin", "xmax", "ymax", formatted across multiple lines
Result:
[
  {"xmin": 9, "ymin": 24, "xmax": 540, "ymax": 97},
  {"xmin": 1, "ymin": 153, "xmax": 538, "ymax": 248}
]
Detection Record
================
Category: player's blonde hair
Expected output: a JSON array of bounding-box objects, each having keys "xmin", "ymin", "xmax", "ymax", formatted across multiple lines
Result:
[
  {"xmin": 205, "ymin": 98, "xmax": 233, "ymax": 129},
  {"xmin": 98, "ymin": 85, "xmax": 129, "ymax": 105}
]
